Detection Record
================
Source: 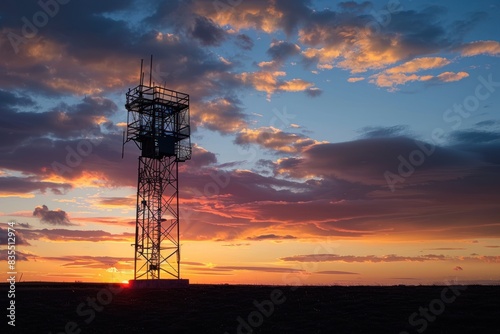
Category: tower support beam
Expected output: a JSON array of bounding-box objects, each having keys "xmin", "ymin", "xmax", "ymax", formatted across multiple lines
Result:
[{"xmin": 134, "ymin": 156, "xmax": 180, "ymax": 279}]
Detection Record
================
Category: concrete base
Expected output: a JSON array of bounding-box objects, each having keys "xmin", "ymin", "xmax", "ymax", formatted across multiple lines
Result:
[{"xmin": 128, "ymin": 279, "xmax": 190, "ymax": 289}]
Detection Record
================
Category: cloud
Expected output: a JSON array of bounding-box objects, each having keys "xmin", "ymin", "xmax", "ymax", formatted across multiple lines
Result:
[
  {"xmin": 42, "ymin": 255, "xmax": 133, "ymax": 269},
  {"xmin": 449, "ymin": 130, "xmax": 500, "ymax": 144},
  {"xmin": 0, "ymin": 2, "xmax": 246, "ymax": 103},
  {"xmin": 0, "ymin": 95, "xmax": 116, "ymax": 150},
  {"xmin": 367, "ymin": 57, "xmax": 455, "ymax": 89},
  {"xmin": 246, "ymin": 234, "xmax": 297, "ymax": 241},
  {"xmin": 16, "ymin": 222, "xmax": 32, "ymax": 229},
  {"xmin": 360, "ymin": 125, "xmax": 409, "ymax": 138},
  {"xmin": 182, "ymin": 262, "xmax": 306, "ymax": 274},
  {"xmin": 348, "ymin": 77, "xmax": 365, "ymax": 83},
  {"xmin": 426, "ymin": 248, "xmax": 466, "ymax": 251},
  {"xmin": 281, "ymin": 253, "xmax": 449, "ymax": 263},
  {"xmin": 267, "ymin": 40, "xmax": 301, "ymax": 63},
  {"xmin": 0, "ymin": 90, "xmax": 36, "ymax": 107},
  {"xmin": 315, "ymin": 270, "xmax": 360, "ymax": 275},
  {"xmin": 238, "ymin": 70, "xmax": 316, "ymax": 99},
  {"xmin": 385, "ymin": 57, "xmax": 451, "ymax": 74},
  {"xmin": 368, "ymin": 57, "xmax": 468, "ymax": 89},
  {"xmin": 189, "ymin": 16, "xmax": 227, "ymax": 46},
  {"xmin": 457, "ymin": 40, "xmax": 500, "ymax": 57},
  {"xmin": 0, "ymin": 177, "xmax": 71, "ymax": 198},
  {"xmin": 19, "ymin": 228, "xmax": 134, "ymax": 243},
  {"xmin": 234, "ymin": 127, "xmax": 320, "ymax": 153},
  {"xmin": 0, "ymin": 227, "xmax": 31, "ymax": 245},
  {"xmin": 188, "ymin": 0, "xmax": 312, "ymax": 35},
  {"xmin": 33, "ymin": 205, "xmax": 74, "ymax": 226},
  {"xmin": 235, "ymin": 34, "xmax": 254, "ymax": 50},
  {"xmin": 305, "ymin": 87, "xmax": 323, "ymax": 97},
  {"xmin": 215, "ymin": 265, "xmax": 305, "ymax": 273},
  {"xmin": 281, "ymin": 254, "xmax": 500, "ymax": 263},
  {"xmin": 0, "ymin": 94, "xmax": 143, "ymax": 191},
  {"xmin": 192, "ymin": 97, "xmax": 248, "ymax": 134},
  {"xmin": 189, "ymin": 144, "xmax": 218, "ymax": 168},
  {"xmin": 436, "ymin": 71, "xmax": 469, "ymax": 82},
  {"xmin": 0, "ymin": 0, "xmax": 498, "ymax": 250},
  {"xmin": 298, "ymin": 8, "xmax": 463, "ymax": 74},
  {"xmin": 337, "ymin": 1, "xmax": 371, "ymax": 12},
  {"xmin": 70, "ymin": 216, "xmax": 134, "ymax": 227},
  {"xmin": 275, "ymin": 137, "xmax": 481, "ymax": 185},
  {"xmin": 94, "ymin": 196, "xmax": 136, "ymax": 209},
  {"xmin": 221, "ymin": 243, "xmax": 251, "ymax": 247},
  {"xmin": 175, "ymin": 130, "xmax": 500, "ymax": 242},
  {"xmin": 0, "ymin": 249, "xmax": 32, "ymax": 261},
  {"xmin": 475, "ymin": 120, "xmax": 500, "ymax": 128},
  {"xmin": 369, "ymin": 72, "xmax": 434, "ymax": 89}
]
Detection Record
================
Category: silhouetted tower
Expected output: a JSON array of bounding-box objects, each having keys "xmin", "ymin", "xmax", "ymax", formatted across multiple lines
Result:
[{"xmin": 124, "ymin": 57, "xmax": 191, "ymax": 280}]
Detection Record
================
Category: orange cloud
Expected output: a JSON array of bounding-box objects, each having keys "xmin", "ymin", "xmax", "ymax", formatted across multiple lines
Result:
[
  {"xmin": 192, "ymin": 97, "xmax": 248, "ymax": 134},
  {"xmin": 0, "ymin": 37, "xmax": 139, "ymax": 95},
  {"xmin": 42, "ymin": 171, "xmax": 114, "ymax": 188},
  {"xmin": 11, "ymin": 228, "xmax": 134, "ymax": 243},
  {"xmin": 239, "ymin": 70, "xmax": 286, "ymax": 95},
  {"xmin": 385, "ymin": 57, "xmax": 451, "ymax": 74},
  {"xmin": 280, "ymin": 254, "xmax": 500, "ymax": 263},
  {"xmin": 369, "ymin": 57, "xmax": 468, "ymax": 89},
  {"xmin": 193, "ymin": 1, "xmax": 283, "ymax": 33},
  {"xmin": 39, "ymin": 255, "xmax": 134, "ymax": 270},
  {"xmin": 301, "ymin": 28, "xmax": 408, "ymax": 73},
  {"xmin": 235, "ymin": 127, "xmax": 321, "ymax": 153},
  {"xmin": 369, "ymin": 73, "xmax": 431, "ymax": 89},
  {"xmin": 238, "ymin": 70, "xmax": 315, "ymax": 99},
  {"xmin": 279, "ymin": 78, "xmax": 314, "ymax": 92},
  {"xmin": 458, "ymin": 40, "xmax": 500, "ymax": 57},
  {"xmin": 347, "ymin": 77, "xmax": 365, "ymax": 83},
  {"xmin": 437, "ymin": 71, "xmax": 469, "ymax": 82}
]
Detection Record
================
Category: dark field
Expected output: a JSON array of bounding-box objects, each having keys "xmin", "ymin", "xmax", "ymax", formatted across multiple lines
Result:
[{"xmin": 2, "ymin": 283, "xmax": 499, "ymax": 333}]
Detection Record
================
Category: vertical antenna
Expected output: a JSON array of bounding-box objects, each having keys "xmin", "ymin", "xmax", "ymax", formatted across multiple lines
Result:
[
  {"xmin": 149, "ymin": 54, "xmax": 153, "ymax": 87},
  {"xmin": 139, "ymin": 59, "xmax": 144, "ymax": 86},
  {"xmin": 121, "ymin": 130, "xmax": 126, "ymax": 159}
]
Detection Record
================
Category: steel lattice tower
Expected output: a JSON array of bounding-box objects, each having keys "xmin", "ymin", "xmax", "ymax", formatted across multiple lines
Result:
[{"xmin": 124, "ymin": 58, "xmax": 191, "ymax": 281}]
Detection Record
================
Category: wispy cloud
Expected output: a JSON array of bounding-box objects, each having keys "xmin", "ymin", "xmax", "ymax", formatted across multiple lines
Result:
[
  {"xmin": 15, "ymin": 227, "xmax": 133, "ymax": 243},
  {"xmin": 280, "ymin": 254, "xmax": 500, "ymax": 263},
  {"xmin": 316, "ymin": 270, "xmax": 360, "ymax": 275},
  {"xmin": 457, "ymin": 40, "xmax": 500, "ymax": 57}
]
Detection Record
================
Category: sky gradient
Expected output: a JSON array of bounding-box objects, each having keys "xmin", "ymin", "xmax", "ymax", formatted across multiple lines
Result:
[{"xmin": 0, "ymin": 0, "xmax": 499, "ymax": 285}]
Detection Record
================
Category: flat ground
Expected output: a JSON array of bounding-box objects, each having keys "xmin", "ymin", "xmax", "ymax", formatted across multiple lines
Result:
[{"xmin": 2, "ymin": 283, "xmax": 499, "ymax": 333}]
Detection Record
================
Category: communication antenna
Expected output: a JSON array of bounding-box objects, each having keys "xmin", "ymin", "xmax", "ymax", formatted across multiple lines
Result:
[{"xmin": 123, "ymin": 56, "xmax": 191, "ymax": 288}]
